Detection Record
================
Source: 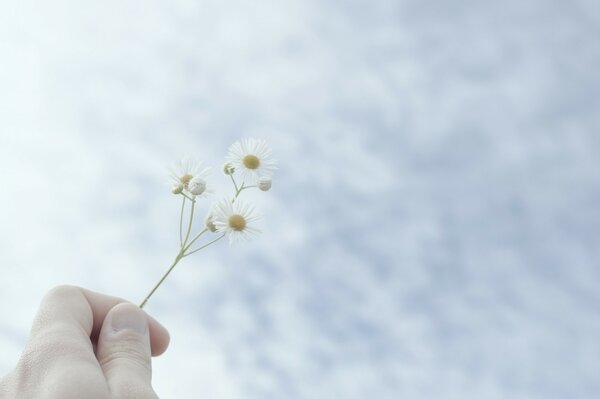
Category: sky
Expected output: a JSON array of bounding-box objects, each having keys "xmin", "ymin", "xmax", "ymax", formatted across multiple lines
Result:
[{"xmin": 1, "ymin": 0, "xmax": 600, "ymax": 398}]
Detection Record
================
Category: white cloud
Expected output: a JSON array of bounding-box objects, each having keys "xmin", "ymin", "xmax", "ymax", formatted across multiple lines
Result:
[{"xmin": 1, "ymin": 0, "xmax": 599, "ymax": 398}]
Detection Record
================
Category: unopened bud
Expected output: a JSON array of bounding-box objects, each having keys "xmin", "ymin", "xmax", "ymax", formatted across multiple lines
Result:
[
  {"xmin": 257, "ymin": 176, "xmax": 272, "ymax": 192},
  {"xmin": 188, "ymin": 177, "xmax": 207, "ymax": 196},
  {"xmin": 205, "ymin": 214, "xmax": 218, "ymax": 232},
  {"xmin": 172, "ymin": 183, "xmax": 184, "ymax": 194},
  {"xmin": 223, "ymin": 163, "xmax": 235, "ymax": 175}
]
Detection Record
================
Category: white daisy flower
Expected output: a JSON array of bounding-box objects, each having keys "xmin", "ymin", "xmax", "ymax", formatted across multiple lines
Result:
[
  {"xmin": 225, "ymin": 138, "xmax": 277, "ymax": 181},
  {"xmin": 212, "ymin": 199, "xmax": 260, "ymax": 244},
  {"xmin": 169, "ymin": 159, "xmax": 212, "ymax": 197}
]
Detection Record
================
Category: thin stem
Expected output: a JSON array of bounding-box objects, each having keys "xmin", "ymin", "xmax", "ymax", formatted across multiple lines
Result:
[
  {"xmin": 229, "ymin": 174, "xmax": 239, "ymax": 193},
  {"xmin": 183, "ymin": 228, "xmax": 208, "ymax": 252},
  {"xmin": 139, "ymin": 189, "xmax": 226, "ymax": 308},
  {"xmin": 139, "ymin": 251, "xmax": 184, "ymax": 309},
  {"xmin": 180, "ymin": 192, "xmax": 195, "ymax": 201},
  {"xmin": 179, "ymin": 196, "xmax": 186, "ymax": 247},
  {"xmin": 183, "ymin": 234, "xmax": 225, "ymax": 258},
  {"xmin": 232, "ymin": 182, "xmax": 246, "ymax": 203},
  {"xmin": 183, "ymin": 198, "xmax": 196, "ymax": 246}
]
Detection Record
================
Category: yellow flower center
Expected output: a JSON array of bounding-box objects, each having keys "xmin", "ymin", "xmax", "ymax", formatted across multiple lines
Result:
[
  {"xmin": 179, "ymin": 174, "xmax": 193, "ymax": 185},
  {"xmin": 243, "ymin": 155, "xmax": 260, "ymax": 170},
  {"xmin": 228, "ymin": 214, "xmax": 247, "ymax": 231}
]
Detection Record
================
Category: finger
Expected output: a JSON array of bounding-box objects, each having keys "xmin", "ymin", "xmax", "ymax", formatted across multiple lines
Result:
[
  {"xmin": 29, "ymin": 285, "xmax": 169, "ymax": 357},
  {"xmin": 96, "ymin": 303, "xmax": 158, "ymax": 398},
  {"xmin": 79, "ymin": 287, "xmax": 170, "ymax": 357}
]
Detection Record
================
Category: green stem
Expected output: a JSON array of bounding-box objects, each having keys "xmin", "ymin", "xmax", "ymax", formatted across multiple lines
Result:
[
  {"xmin": 233, "ymin": 183, "xmax": 246, "ymax": 203},
  {"xmin": 139, "ymin": 251, "xmax": 184, "ymax": 308},
  {"xmin": 183, "ymin": 198, "xmax": 196, "ymax": 246},
  {"xmin": 139, "ymin": 191, "xmax": 226, "ymax": 308},
  {"xmin": 183, "ymin": 228, "xmax": 208, "ymax": 252},
  {"xmin": 181, "ymin": 192, "xmax": 195, "ymax": 201},
  {"xmin": 229, "ymin": 174, "xmax": 239, "ymax": 193},
  {"xmin": 183, "ymin": 234, "xmax": 225, "ymax": 258},
  {"xmin": 139, "ymin": 232, "xmax": 225, "ymax": 308},
  {"xmin": 179, "ymin": 196, "xmax": 186, "ymax": 246}
]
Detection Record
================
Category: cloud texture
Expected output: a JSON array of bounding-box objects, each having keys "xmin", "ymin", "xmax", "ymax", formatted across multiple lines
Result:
[{"xmin": 1, "ymin": 0, "xmax": 599, "ymax": 397}]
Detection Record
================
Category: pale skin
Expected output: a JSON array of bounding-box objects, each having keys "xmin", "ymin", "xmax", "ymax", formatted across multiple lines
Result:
[{"xmin": 0, "ymin": 285, "xmax": 170, "ymax": 399}]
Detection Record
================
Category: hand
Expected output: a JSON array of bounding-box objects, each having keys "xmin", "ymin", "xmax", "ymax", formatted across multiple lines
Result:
[{"xmin": 0, "ymin": 285, "xmax": 170, "ymax": 399}]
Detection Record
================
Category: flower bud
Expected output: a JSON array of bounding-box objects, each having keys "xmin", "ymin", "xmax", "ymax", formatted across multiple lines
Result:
[
  {"xmin": 257, "ymin": 176, "xmax": 272, "ymax": 192},
  {"xmin": 188, "ymin": 177, "xmax": 207, "ymax": 196},
  {"xmin": 223, "ymin": 163, "xmax": 235, "ymax": 175},
  {"xmin": 205, "ymin": 214, "xmax": 218, "ymax": 232},
  {"xmin": 172, "ymin": 183, "xmax": 184, "ymax": 194}
]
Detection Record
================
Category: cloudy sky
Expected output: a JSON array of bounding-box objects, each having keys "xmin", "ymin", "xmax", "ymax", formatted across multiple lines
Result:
[{"xmin": 1, "ymin": 0, "xmax": 599, "ymax": 398}]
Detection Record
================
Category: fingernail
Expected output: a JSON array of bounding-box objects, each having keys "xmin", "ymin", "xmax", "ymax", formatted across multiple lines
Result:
[{"xmin": 110, "ymin": 304, "xmax": 148, "ymax": 334}]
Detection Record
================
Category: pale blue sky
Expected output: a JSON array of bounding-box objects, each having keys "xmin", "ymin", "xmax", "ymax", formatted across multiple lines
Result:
[{"xmin": 1, "ymin": 0, "xmax": 599, "ymax": 398}]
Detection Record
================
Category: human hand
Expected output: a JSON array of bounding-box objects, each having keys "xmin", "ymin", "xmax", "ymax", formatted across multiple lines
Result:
[{"xmin": 0, "ymin": 285, "xmax": 170, "ymax": 399}]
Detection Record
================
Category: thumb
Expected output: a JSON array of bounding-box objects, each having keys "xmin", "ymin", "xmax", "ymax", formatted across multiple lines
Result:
[{"xmin": 96, "ymin": 303, "xmax": 158, "ymax": 399}]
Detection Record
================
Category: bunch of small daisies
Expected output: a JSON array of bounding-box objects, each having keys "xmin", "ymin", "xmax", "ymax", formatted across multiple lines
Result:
[{"xmin": 139, "ymin": 138, "xmax": 276, "ymax": 308}]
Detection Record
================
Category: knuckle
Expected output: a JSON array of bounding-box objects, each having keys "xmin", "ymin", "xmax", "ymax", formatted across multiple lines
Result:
[
  {"xmin": 100, "ymin": 345, "xmax": 152, "ymax": 375},
  {"xmin": 32, "ymin": 285, "xmax": 92, "ymax": 337}
]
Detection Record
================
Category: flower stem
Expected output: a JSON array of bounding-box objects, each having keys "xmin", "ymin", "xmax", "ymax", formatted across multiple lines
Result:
[
  {"xmin": 140, "ymin": 171, "xmax": 246, "ymax": 308},
  {"xmin": 181, "ymin": 192, "xmax": 195, "ymax": 201},
  {"xmin": 179, "ymin": 196, "xmax": 186, "ymax": 246},
  {"xmin": 183, "ymin": 228, "xmax": 208, "ymax": 252},
  {"xmin": 183, "ymin": 197, "xmax": 196, "ymax": 246},
  {"xmin": 234, "ymin": 186, "xmax": 247, "ymax": 205},
  {"xmin": 183, "ymin": 234, "xmax": 225, "ymax": 258},
  {"xmin": 139, "ymin": 251, "xmax": 184, "ymax": 309},
  {"xmin": 229, "ymin": 174, "xmax": 239, "ymax": 193},
  {"xmin": 139, "ymin": 232, "xmax": 225, "ymax": 308}
]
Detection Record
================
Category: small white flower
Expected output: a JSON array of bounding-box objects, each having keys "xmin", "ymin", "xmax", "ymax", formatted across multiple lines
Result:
[
  {"xmin": 169, "ymin": 159, "xmax": 211, "ymax": 196},
  {"xmin": 226, "ymin": 138, "xmax": 277, "ymax": 181},
  {"xmin": 257, "ymin": 176, "xmax": 272, "ymax": 192},
  {"xmin": 212, "ymin": 199, "xmax": 260, "ymax": 244}
]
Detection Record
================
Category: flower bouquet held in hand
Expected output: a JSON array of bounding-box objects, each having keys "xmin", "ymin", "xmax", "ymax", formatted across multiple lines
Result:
[{"xmin": 139, "ymin": 138, "xmax": 276, "ymax": 308}]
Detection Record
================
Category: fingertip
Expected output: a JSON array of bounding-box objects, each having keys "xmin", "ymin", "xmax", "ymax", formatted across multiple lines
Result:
[
  {"xmin": 108, "ymin": 304, "xmax": 170, "ymax": 357},
  {"xmin": 147, "ymin": 314, "xmax": 170, "ymax": 357}
]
